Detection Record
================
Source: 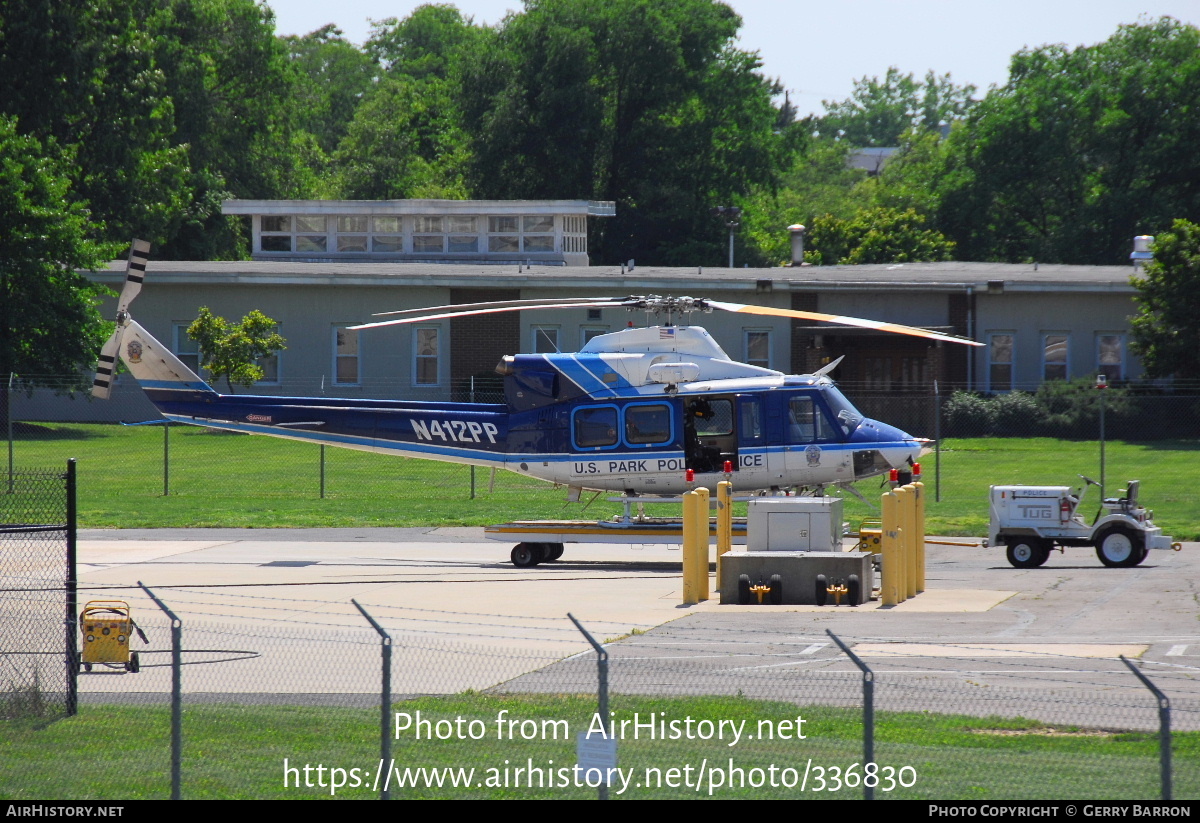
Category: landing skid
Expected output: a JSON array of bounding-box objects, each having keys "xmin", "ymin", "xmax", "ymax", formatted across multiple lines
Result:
[{"xmin": 487, "ymin": 494, "xmax": 750, "ymax": 567}]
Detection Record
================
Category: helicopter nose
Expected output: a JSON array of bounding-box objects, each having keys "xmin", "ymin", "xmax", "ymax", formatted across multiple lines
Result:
[{"xmin": 916, "ymin": 437, "xmax": 935, "ymax": 457}]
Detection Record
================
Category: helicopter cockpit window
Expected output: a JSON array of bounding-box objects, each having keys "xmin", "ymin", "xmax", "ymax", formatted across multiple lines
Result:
[
  {"xmin": 787, "ymin": 397, "xmax": 832, "ymax": 443},
  {"xmin": 691, "ymin": 399, "xmax": 733, "ymax": 437},
  {"xmin": 821, "ymin": 387, "xmax": 864, "ymax": 435},
  {"xmin": 573, "ymin": 406, "xmax": 618, "ymax": 449},
  {"xmin": 624, "ymin": 404, "xmax": 671, "ymax": 446}
]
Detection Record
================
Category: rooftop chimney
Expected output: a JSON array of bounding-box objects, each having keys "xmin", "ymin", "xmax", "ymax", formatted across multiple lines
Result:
[{"xmin": 788, "ymin": 223, "xmax": 807, "ymax": 267}]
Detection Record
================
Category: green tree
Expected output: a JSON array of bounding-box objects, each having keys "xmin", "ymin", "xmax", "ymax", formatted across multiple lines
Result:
[
  {"xmin": 459, "ymin": 0, "xmax": 801, "ymax": 265},
  {"xmin": 820, "ymin": 67, "xmax": 976, "ymax": 147},
  {"xmin": 805, "ymin": 206, "xmax": 954, "ymax": 266},
  {"xmin": 366, "ymin": 4, "xmax": 488, "ymax": 80},
  {"xmin": 187, "ymin": 308, "xmax": 287, "ymax": 392},
  {"xmin": 937, "ymin": 18, "xmax": 1200, "ymax": 264},
  {"xmin": 1129, "ymin": 220, "xmax": 1200, "ymax": 384},
  {"xmin": 283, "ymin": 24, "xmax": 378, "ymax": 156},
  {"xmin": 741, "ymin": 138, "xmax": 872, "ymax": 264},
  {"xmin": 0, "ymin": 117, "xmax": 119, "ymax": 425}
]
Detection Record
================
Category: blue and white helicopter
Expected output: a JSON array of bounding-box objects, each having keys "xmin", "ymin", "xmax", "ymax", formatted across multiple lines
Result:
[{"xmin": 94, "ymin": 241, "xmax": 981, "ymax": 563}]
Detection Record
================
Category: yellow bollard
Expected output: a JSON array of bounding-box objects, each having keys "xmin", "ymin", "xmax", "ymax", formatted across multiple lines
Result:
[
  {"xmin": 695, "ymin": 486, "xmax": 711, "ymax": 601},
  {"xmin": 682, "ymin": 490, "xmax": 700, "ymax": 605},
  {"xmin": 901, "ymin": 484, "xmax": 918, "ymax": 600},
  {"xmin": 716, "ymin": 481, "xmax": 733, "ymax": 591},
  {"xmin": 880, "ymin": 490, "xmax": 900, "ymax": 606},
  {"xmin": 913, "ymin": 481, "xmax": 926, "ymax": 593}
]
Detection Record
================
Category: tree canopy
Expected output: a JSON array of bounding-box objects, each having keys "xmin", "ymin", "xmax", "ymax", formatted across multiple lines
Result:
[
  {"xmin": 819, "ymin": 67, "xmax": 976, "ymax": 147},
  {"xmin": 187, "ymin": 307, "xmax": 287, "ymax": 392},
  {"xmin": 936, "ymin": 17, "xmax": 1200, "ymax": 264},
  {"xmin": 0, "ymin": 117, "xmax": 118, "ymax": 392},
  {"xmin": 1129, "ymin": 220, "xmax": 1200, "ymax": 384}
]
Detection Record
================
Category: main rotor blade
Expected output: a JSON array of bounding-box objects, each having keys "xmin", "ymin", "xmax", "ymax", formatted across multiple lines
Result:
[
  {"xmin": 117, "ymin": 239, "xmax": 150, "ymax": 314},
  {"xmin": 350, "ymin": 301, "xmax": 631, "ymax": 331},
  {"xmin": 706, "ymin": 300, "xmax": 984, "ymax": 346},
  {"xmin": 372, "ymin": 296, "xmax": 616, "ymax": 318}
]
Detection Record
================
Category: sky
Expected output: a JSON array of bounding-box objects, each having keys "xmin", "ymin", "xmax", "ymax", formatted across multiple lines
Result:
[{"xmin": 267, "ymin": 0, "xmax": 1199, "ymax": 117}]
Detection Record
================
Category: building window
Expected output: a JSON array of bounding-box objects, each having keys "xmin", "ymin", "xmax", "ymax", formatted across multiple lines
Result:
[
  {"xmin": 260, "ymin": 215, "xmax": 328, "ymax": 253},
  {"xmin": 414, "ymin": 327, "xmax": 439, "ymax": 385},
  {"xmin": 1097, "ymin": 334, "xmax": 1124, "ymax": 382},
  {"xmin": 173, "ymin": 325, "xmax": 199, "ymax": 372},
  {"xmin": 1043, "ymin": 333, "xmax": 1069, "ymax": 381},
  {"xmin": 988, "ymin": 333, "xmax": 1014, "ymax": 392},
  {"xmin": 488, "ymin": 215, "xmax": 557, "ymax": 253},
  {"xmin": 532, "ymin": 326, "xmax": 559, "ymax": 353},
  {"xmin": 744, "ymin": 330, "xmax": 770, "ymax": 369},
  {"xmin": 334, "ymin": 327, "xmax": 359, "ymax": 385},
  {"xmin": 581, "ymin": 327, "xmax": 608, "ymax": 347}
]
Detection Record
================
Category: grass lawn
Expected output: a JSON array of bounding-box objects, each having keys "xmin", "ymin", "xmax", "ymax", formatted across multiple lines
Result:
[
  {"xmin": 2, "ymin": 694, "xmax": 1194, "ymax": 800},
  {"xmin": 5, "ymin": 423, "xmax": 1199, "ymax": 539}
]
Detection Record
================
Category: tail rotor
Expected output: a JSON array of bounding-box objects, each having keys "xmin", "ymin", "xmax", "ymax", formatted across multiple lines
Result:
[{"xmin": 92, "ymin": 239, "xmax": 150, "ymax": 399}]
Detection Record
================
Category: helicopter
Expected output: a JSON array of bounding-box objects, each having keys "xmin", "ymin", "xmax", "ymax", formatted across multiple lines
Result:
[{"xmin": 94, "ymin": 240, "xmax": 982, "ymax": 508}]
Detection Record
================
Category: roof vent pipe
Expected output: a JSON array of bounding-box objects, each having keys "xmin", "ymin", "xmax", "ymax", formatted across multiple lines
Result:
[
  {"xmin": 1131, "ymin": 235, "xmax": 1154, "ymax": 271},
  {"xmin": 788, "ymin": 224, "xmax": 807, "ymax": 267}
]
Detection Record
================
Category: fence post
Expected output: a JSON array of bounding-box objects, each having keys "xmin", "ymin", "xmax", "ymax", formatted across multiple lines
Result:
[
  {"xmin": 933, "ymin": 380, "xmax": 941, "ymax": 503},
  {"xmin": 1120, "ymin": 655, "xmax": 1171, "ymax": 800},
  {"xmin": 5, "ymin": 372, "xmax": 13, "ymax": 493},
  {"xmin": 65, "ymin": 459, "xmax": 78, "ymax": 716},
  {"xmin": 319, "ymin": 444, "xmax": 326, "ymax": 499},
  {"xmin": 140, "ymin": 582, "xmax": 182, "ymax": 800},
  {"xmin": 352, "ymin": 599, "xmax": 393, "ymax": 800},
  {"xmin": 568, "ymin": 613, "xmax": 610, "ymax": 800},
  {"xmin": 163, "ymin": 421, "xmax": 170, "ymax": 497},
  {"xmin": 827, "ymin": 630, "xmax": 874, "ymax": 800},
  {"xmin": 469, "ymin": 377, "xmax": 476, "ymax": 499}
]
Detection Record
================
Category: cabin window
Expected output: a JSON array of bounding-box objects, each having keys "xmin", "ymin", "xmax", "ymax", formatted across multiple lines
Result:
[
  {"xmin": 414, "ymin": 327, "xmax": 439, "ymax": 385},
  {"xmin": 624, "ymin": 404, "xmax": 672, "ymax": 446},
  {"xmin": 692, "ymin": 399, "xmax": 733, "ymax": 437},
  {"xmin": 739, "ymin": 399, "xmax": 764, "ymax": 443},
  {"xmin": 573, "ymin": 406, "xmax": 618, "ymax": 449},
  {"xmin": 1043, "ymin": 333, "xmax": 1069, "ymax": 381},
  {"xmin": 333, "ymin": 326, "xmax": 360, "ymax": 385}
]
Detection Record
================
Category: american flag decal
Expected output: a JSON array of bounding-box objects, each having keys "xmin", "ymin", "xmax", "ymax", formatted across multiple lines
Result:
[{"xmin": 659, "ymin": 327, "xmax": 675, "ymax": 339}]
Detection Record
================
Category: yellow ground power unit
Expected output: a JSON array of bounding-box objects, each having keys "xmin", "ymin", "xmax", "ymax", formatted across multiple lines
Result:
[{"xmin": 79, "ymin": 600, "xmax": 145, "ymax": 673}]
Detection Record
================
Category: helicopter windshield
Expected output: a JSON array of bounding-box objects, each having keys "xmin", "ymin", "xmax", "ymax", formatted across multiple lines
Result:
[{"xmin": 822, "ymin": 387, "xmax": 863, "ymax": 436}]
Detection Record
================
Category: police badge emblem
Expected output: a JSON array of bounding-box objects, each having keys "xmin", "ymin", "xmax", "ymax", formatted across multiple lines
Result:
[
  {"xmin": 126, "ymin": 340, "xmax": 143, "ymax": 364},
  {"xmin": 805, "ymin": 444, "xmax": 821, "ymax": 466}
]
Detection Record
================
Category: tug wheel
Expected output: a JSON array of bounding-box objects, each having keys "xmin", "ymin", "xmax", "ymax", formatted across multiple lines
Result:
[
  {"xmin": 1096, "ymin": 527, "xmax": 1143, "ymax": 568},
  {"xmin": 510, "ymin": 543, "xmax": 545, "ymax": 568},
  {"xmin": 1006, "ymin": 539, "xmax": 1049, "ymax": 569},
  {"xmin": 542, "ymin": 543, "xmax": 565, "ymax": 562},
  {"xmin": 814, "ymin": 574, "xmax": 828, "ymax": 607}
]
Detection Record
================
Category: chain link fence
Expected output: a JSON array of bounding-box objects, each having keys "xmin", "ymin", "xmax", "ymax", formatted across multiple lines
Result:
[
  {"xmin": 0, "ymin": 464, "xmax": 76, "ymax": 723},
  {"xmin": 2, "ymin": 585, "xmax": 1197, "ymax": 800}
]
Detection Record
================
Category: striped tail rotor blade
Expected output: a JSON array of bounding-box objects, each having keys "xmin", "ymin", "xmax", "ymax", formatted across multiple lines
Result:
[
  {"xmin": 91, "ymin": 327, "xmax": 125, "ymax": 399},
  {"xmin": 705, "ymin": 300, "xmax": 984, "ymax": 346},
  {"xmin": 117, "ymin": 239, "xmax": 150, "ymax": 313}
]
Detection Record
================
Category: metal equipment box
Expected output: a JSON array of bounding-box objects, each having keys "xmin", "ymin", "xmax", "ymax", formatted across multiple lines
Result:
[{"xmin": 747, "ymin": 496, "xmax": 843, "ymax": 551}]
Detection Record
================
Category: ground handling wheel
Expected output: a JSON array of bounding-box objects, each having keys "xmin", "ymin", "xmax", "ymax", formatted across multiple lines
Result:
[
  {"xmin": 542, "ymin": 543, "xmax": 565, "ymax": 562},
  {"xmin": 815, "ymin": 574, "xmax": 828, "ymax": 606},
  {"xmin": 1095, "ymin": 527, "xmax": 1144, "ymax": 568},
  {"xmin": 847, "ymin": 574, "xmax": 861, "ymax": 606},
  {"xmin": 1006, "ymin": 539, "xmax": 1050, "ymax": 569},
  {"xmin": 125, "ymin": 652, "xmax": 140, "ymax": 674},
  {"xmin": 737, "ymin": 574, "xmax": 751, "ymax": 605},
  {"xmin": 510, "ymin": 542, "xmax": 545, "ymax": 568},
  {"xmin": 768, "ymin": 574, "xmax": 783, "ymax": 605}
]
